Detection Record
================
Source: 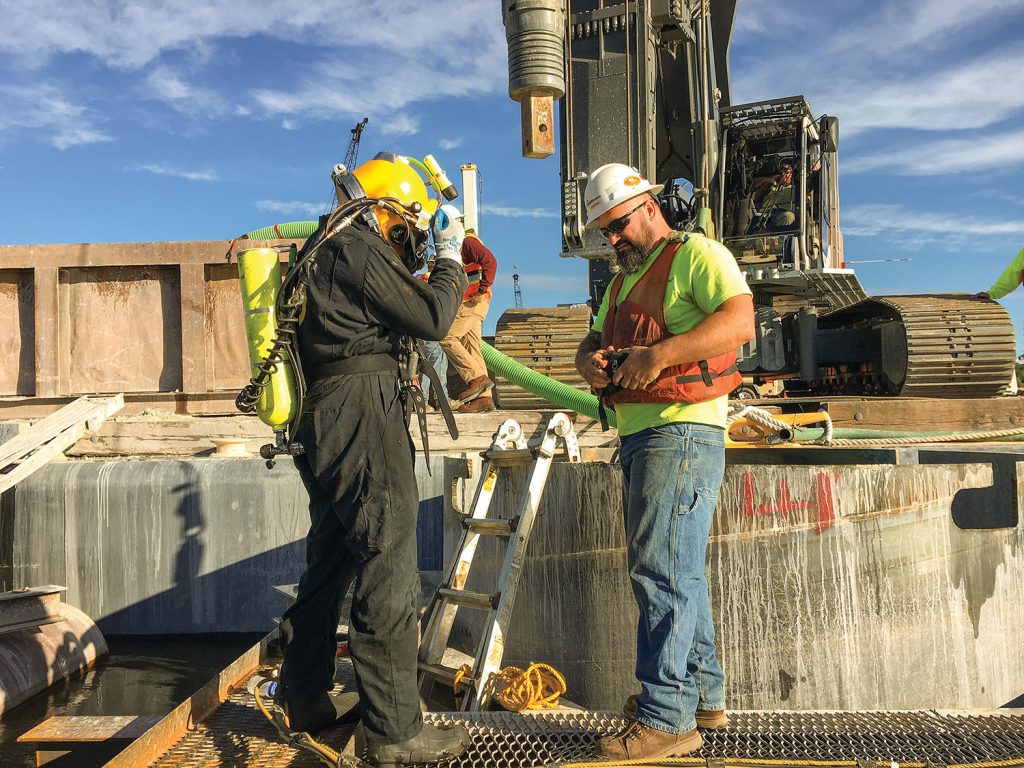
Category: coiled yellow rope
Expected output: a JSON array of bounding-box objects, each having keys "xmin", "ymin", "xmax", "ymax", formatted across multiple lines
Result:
[{"xmin": 453, "ymin": 662, "xmax": 567, "ymax": 711}]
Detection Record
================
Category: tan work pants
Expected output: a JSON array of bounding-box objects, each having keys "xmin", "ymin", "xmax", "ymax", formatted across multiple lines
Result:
[{"xmin": 440, "ymin": 296, "xmax": 490, "ymax": 383}]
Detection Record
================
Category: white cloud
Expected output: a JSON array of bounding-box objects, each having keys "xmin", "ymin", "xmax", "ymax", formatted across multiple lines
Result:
[
  {"xmin": 732, "ymin": 2, "xmax": 1024, "ymax": 138},
  {"xmin": 0, "ymin": 82, "xmax": 110, "ymax": 149},
  {"xmin": 845, "ymin": 129, "xmax": 1024, "ymax": 176},
  {"xmin": 830, "ymin": 0, "xmax": 1023, "ymax": 56},
  {"xmin": 379, "ymin": 114, "xmax": 419, "ymax": 137},
  {"xmin": 439, "ymin": 137, "xmax": 463, "ymax": 150},
  {"xmin": 141, "ymin": 64, "xmax": 227, "ymax": 116},
  {"xmin": 129, "ymin": 163, "xmax": 218, "ymax": 181},
  {"xmin": 843, "ymin": 204, "xmax": 1024, "ymax": 246},
  {"xmin": 145, "ymin": 67, "xmax": 191, "ymax": 101},
  {"xmin": 256, "ymin": 199, "xmax": 323, "ymax": 217},
  {"xmin": 836, "ymin": 52, "xmax": 1024, "ymax": 136},
  {"xmin": 480, "ymin": 204, "xmax": 558, "ymax": 219},
  {"xmin": 281, "ymin": 119, "xmax": 299, "ymax": 130},
  {"xmin": 54, "ymin": 127, "xmax": 112, "ymax": 150},
  {"xmin": 1, "ymin": 1, "xmax": 507, "ymax": 134}
]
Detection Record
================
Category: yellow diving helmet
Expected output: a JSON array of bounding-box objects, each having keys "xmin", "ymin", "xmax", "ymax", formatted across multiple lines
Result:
[{"xmin": 335, "ymin": 151, "xmax": 438, "ymax": 267}]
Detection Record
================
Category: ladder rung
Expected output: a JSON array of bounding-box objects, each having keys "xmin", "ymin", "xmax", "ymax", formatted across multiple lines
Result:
[
  {"xmin": 418, "ymin": 661, "xmax": 473, "ymax": 688},
  {"xmin": 483, "ymin": 448, "xmax": 536, "ymax": 466},
  {"xmin": 460, "ymin": 517, "xmax": 514, "ymax": 537},
  {"xmin": 437, "ymin": 587, "xmax": 500, "ymax": 611}
]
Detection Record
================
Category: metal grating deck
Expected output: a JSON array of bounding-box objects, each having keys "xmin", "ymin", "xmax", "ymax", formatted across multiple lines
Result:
[{"xmin": 151, "ymin": 693, "xmax": 1024, "ymax": 768}]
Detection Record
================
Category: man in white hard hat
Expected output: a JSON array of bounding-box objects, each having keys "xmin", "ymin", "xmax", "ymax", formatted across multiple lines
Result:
[{"xmin": 574, "ymin": 163, "xmax": 754, "ymax": 761}]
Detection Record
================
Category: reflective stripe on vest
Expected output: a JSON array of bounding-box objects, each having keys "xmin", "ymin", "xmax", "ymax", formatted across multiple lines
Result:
[{"xmin": 600, "ymin": 236, "xmax": 741, "ymax": 406}]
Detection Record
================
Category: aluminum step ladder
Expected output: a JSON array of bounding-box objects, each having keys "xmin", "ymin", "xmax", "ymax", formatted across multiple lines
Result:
[{"xmin": 417, "ymin": 412, "xmax": 581, "ymax": 711}]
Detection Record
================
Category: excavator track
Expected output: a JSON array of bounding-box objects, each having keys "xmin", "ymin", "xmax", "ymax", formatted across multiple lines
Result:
[
  {"xmin": 821, "ymin": 294, "xmax": 1016, "ymax": 398},
  {"xmin": 491, "ymin": 306, "xmax": 591, "ymax": 409}
]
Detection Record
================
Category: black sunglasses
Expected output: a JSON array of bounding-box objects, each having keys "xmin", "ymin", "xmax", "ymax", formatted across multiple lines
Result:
[{"xmin": 599, "ymin": 199, "xmax": 649, "ymax": 238}]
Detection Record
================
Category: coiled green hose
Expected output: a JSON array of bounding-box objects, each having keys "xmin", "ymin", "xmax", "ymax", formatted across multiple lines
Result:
[
  {"xmin": 481, "ymin": 341, "xmax": 615, "ymax": 428},
  {"xmin": 244, "ymin": 221, "xmax": 319, "ymax": 240}
]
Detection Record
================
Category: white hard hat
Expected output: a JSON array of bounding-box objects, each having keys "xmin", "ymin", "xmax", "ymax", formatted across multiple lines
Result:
[{"xmin": 583, "ymin": 163, "xmax": 664, "ymax": 228}]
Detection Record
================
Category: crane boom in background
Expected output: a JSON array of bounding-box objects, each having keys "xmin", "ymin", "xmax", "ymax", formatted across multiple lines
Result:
[{"xmin": 345, "ymin": 117, "xmax": 369, "ymax": 170}]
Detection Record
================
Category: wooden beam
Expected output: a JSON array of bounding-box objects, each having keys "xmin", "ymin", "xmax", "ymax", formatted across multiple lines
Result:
[
  {"xmin": 102, "ymin": 634, "xmax": 271, "ymax": 768},
  {"xmin": 0, "ymin": 395, "xmax": 124, "ymax": 495},
  {"xmin": 178, "ymin": 263, "xmax": 208, "ymax": 394},
  {"xmin": 520, "ymin": 95, "xmax": 555, "ymax": 159},
  {"xmin": 18, "ymin": 715, "xmax": 161, "ymax": 743},
  {"xmin": 32, "ymin": 267, "xmax": 59, "ymax": 398},
  {"xmin": 0, "ymin": 239, "xmax": 299, "ymax": 270}
]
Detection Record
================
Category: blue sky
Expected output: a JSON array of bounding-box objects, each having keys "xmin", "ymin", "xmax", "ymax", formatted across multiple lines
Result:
[{"xmin": 2, "ymin": 0, "xmax": 1023, "ymax": 344}]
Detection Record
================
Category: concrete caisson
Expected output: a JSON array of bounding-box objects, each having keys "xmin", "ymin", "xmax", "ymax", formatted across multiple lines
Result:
[{"xmin": 453, "ymin": 457, "xmax": 1024, "ymax": 711}]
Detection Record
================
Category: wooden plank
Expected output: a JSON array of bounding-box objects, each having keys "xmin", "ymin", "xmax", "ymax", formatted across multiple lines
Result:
[
  {"xmin": 0, "ymin": 240, "xmax": 298, "ymax": 270},
  {"xmin": 0, "ymin": 392, "xmax": 242, "ymax": 419},
  {"xmin": 32, "ymin": 267, "xmax": 59, "ymax": 398},
  {"xmin": 520, "ymin": 94, "xmax": 555, "ymax": 159},
  {"xmin": 0, "ymin": 395, "xmax": 124, "ymax": 495},
  {"xmin": 18, "ymin": 716, "xmax": 161, "ymax": 744},
  {"xmin": 0, "ymin": 396, "xmax": 101, "ymax": 468},
  {"xmin": 178, "ymin": 263, "xmax": 208, "ymax": 395}
]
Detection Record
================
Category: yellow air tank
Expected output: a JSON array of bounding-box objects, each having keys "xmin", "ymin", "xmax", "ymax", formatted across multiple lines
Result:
[{"xmin": 237, "ymin": 248, "xmax": 297, "ymax": 431}]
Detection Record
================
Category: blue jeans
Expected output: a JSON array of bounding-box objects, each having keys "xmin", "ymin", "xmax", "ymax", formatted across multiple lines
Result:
[
  {"xmin": 419, "ymin": 341, "xmax": 449, "ymax": 406},
  {"xmin": 619, "ymin": 421, "xmax": 726, "ymax": 734}
]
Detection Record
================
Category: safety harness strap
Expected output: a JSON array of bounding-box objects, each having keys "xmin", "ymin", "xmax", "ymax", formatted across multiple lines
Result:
[
  {"xmin": 416, "ymin": 343, "xmax": 460, "ymax": 441},
  {"xmin": 676, "ymin": 362, "xmax": 738, "ymax": 385}
]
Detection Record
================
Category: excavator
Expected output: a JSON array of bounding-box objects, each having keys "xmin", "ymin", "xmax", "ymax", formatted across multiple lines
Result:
[{"xmin": 498, "ymin": 0, "xmax": 1015, "ymax": 399}]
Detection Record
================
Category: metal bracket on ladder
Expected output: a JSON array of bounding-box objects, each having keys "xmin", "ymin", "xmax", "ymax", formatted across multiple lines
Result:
[
  {"xmin": 417, "ymin": 412, "xmax": 581, "ymax": 711},
  {"xmin": 0, "ymin": 395, "xmax": 125, "ymax": 495}
]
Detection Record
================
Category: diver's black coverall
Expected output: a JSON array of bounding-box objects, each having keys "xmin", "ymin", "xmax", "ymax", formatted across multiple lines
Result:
[{"xmin": 279, "ymin": 223, "xmax": 467, "ymax": 744}]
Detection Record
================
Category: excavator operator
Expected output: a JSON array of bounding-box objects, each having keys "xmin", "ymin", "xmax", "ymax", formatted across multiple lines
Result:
[
  {"xmin": 750, "ymin": 157, "xmax": 798, "ymax": 232},
  {"xmin": 275, "ymin": 152, "xmax": 471, "ymax": 767}
]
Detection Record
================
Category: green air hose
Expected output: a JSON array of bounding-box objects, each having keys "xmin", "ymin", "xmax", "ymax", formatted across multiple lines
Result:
[
  {"xmin": 480, "ymin": 343, "xmax": 1024, "ymax": 445},
  {"xmin": 480, "ymin": 341, "xmax": 615, "ymax": 428},
  {"xmin": 244, "ymin": 221, "xmax": 319, "ymax": 240}
]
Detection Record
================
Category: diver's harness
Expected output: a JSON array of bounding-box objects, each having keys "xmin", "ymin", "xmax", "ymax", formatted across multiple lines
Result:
[{"xmin": 234, "ymin": 196, "xmax": 459, "ymax": 467}]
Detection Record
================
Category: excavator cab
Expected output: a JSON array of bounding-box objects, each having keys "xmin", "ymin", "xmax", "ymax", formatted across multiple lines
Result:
[{"xmin": 718, "ymin": 97, "xmax": 841, "ymax": 274}]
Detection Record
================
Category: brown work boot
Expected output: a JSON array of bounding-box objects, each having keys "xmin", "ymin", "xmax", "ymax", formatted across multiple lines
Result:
[
  {"xmin": 623, "ymin": 694, "xmax": 729, "ymax": 729},
  {"xmin": 597, "ymin": 720, "xmax": 702, "ymax": 760},
  {"xmin": 458, "ymin": 395, "xmax": 495, "ymax": 413},
  {"xmin": 455, "ymin": 376, "xmax": 494, "ymax": 403}
]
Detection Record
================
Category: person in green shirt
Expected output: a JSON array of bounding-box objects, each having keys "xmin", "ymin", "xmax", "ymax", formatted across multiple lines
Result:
[
  {"xmin": 975, "ymin": 247, "xmax": 1024, "ymax": 300},
  {"xmin": 574, "ymin": 163, "xmax": 754, "ymax": 761},
  {"xmin": 975, "ymin": 247, "xmax": 1024, "ymax": 394}
]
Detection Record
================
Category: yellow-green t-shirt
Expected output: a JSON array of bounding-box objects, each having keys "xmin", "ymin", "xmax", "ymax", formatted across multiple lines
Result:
[
  {"xmin": 592, "ymin": 232, "xmax": 751, "ymax": 436},
  {"xmin": 988, "ymin": 247, "xmax": 1024, "ymax": 300}
]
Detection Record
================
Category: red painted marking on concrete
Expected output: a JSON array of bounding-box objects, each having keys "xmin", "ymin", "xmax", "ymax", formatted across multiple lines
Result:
[{"xmin": 741, "ymin": 470, "xmax": 837, "ymax": 535}]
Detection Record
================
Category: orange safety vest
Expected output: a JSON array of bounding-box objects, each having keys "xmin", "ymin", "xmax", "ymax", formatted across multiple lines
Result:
[{"xmin": 600, "ymin": 237, "xmax": 741, "ymax": 406}]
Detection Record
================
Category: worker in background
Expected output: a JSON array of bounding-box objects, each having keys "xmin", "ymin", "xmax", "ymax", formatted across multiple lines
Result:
[
  {"xmin": 975, "ymin": 245, "xmax": 1023, "ymax": 394},
  {"xmin": 439, "ymin": 216, "xmax": 498, "ymax": 413},
  {"xmin": 975, "ymin": 246, "xmax": 1024, "ymax": 301},
  {"xmin": 419, "ymin": 339, "xmax": 451, "ymax": 410},
  {"xmin": 751, "ymin": 157, "xmax": 798, "ymax": 231},
  {"xmin": 277, "ymin": 152, "xmax": 470, "ymax": 766},
  {"xmin": 574, "ymin": 163, "xmax": 754, "ymax": 761}
]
